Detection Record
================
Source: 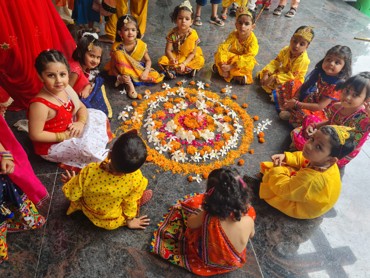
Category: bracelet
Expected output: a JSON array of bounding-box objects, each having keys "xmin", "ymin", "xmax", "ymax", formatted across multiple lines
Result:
[
  {"xmin": 0, "ymin": 151, "xmax": 14, "ymax": 161},
  {"xmin": 294, "ymin": 100, "xmax": 302, "ymax": 109},
  {"xmin": 55, "ymin": 132, "xmax": 66, "ymax": 142}
]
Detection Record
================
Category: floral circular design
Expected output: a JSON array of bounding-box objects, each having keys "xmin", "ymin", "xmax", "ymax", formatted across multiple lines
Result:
[{"xmin": 119, "ymin": 83, "xmax": 254, "ymax": 178}]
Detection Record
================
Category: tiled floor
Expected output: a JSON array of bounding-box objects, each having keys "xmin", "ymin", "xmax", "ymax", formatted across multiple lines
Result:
[{"xmin": 1, "ymin": 0, "xmax": 370, "ymax": 277}]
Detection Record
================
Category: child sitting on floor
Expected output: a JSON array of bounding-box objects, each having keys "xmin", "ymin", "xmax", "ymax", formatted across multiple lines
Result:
[
  {"xmin": 151, "ymin": 167, "xmax": 256, "ymax": 276},
  {"xmin": 158, "ymin": 0, "xmax": 205, "ymax": 79},
  {"xmin": 105, "ymin": 15, "xmax": 164, "ymax": 99},
  {"xmin": 62, "ymin": 130, "xmax": 152, "ymax": 230},
  {"xmin": 257, "ymin": 25, "xmax": 314, "ymax": 94},
  {"xmin": 213, "ymin": 4, "xmax": 258, "ymax": 85},
  {"xmin": 70, "ymin": 33, "xmax": 112, "ymax": 118},
  {"xmin": 28, "ymin": 49, "xmax": 110, "ymax": 170},
  {"xmin": 291, "ymin": 72, "xmax": 370, "ymax": 168},
  {"xmin": 275, "ymin": 45, "xmax": 352, "ymax": 126},
  {"xmin": 258, "ymin": 125, "xmax": 355, "ymax": 219}
]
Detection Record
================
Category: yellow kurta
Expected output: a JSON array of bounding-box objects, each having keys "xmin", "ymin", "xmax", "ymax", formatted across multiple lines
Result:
[
  {"xmin": 158, "ymin": 28, "xmax": 205, "ymax": 73},
  {"xmin": 105, "ymin": 39, "xmax": 164, "ymax": 85},
  {"xmin": 214, "ymin": 30, "xmax": 259, "ymax": 84},
  {"xmin": 259, "ymin": 152, "xmax": 341, "ymax": 219},
  {"xmin": 257, "ymin": 46, "xmax": 310, "ymax": 93},
  {"xmin": 62, "ymin": 162, "xmax": 148, "ymax": 230}
]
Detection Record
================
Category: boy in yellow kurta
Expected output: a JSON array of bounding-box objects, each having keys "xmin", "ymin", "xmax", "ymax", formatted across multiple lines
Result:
[
  {"xmin": 257, "ymin": 26, "xmax": 314, "ymax": 94},
  {"xmin": 258, "ymin": 125, "xmax": 355, "ymax": 219},
  {"xmin": 214, "ymin": 4, "xmax": 258, "ymax": 85},
  {"xmin": 62, "ymin": 130, "xmax": 151, "ymax": 230},
  {"xmin": 158, "ymin": 1, "xmax": 205, "ymax": 79}
]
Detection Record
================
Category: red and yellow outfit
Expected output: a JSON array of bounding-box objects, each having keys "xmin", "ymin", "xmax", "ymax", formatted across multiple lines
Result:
[
  {"xmin": 214, "ymin": 30, "xmax": 259, "ymax": 84},
  {"xmin": 151, "ymin": 193, "xmax": 256, "ymax": 276},
  {"xmin": 257, "ymin": 46, "xmax": 310, "ymax": 94}
]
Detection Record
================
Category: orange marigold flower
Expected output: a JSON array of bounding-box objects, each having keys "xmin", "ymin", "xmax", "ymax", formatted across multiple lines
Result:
[
  {"xmin": 258, "ymin": 137, "xmax": 265, "ymax": 143},
  {"xmin": 258, "ymin": 132, "xmax": 265, "ymax": 138},
  {"xmin": 132, "ymin": 101, "xmax": 138, "ymax": 107},
  {"xmin": 202, "ymin": 172, "xmax": 209, "ymax": 179},
  {"xmin": 205, "ymin": 83, "xmax": 210, "ymax": 88},
  {"xmin": 157, "ymin": 132, "xmax": 166, "ymax": 140},
  {"xmin": 222, "ymin": 133, "xmax": 231, "ymax": 141},
  {"xmin": 253, "ymin": 115, "xmax": 259, "ymax": 121},
  {"xmin": 124, "ymin": 120, "xmax": 132, "ymax": 125},
  {"xmin": 249, "ymin": 149, "xmax": 255, "ymax": 154},
  {"xmin": 188, "ymin": 176, "xmax": 193, "ymax": 182},
  {"xmin": 189, "ymin": 80, "xmax": 195, "ymax": 85},
  {"xmin": 176, "ymin": 81, "xmax": 183, "ymax": 86},
  {"xmin": 187, "ymin": 146, "xmax": 197, "ymax": 155},
  {"xmin": 145, "ymin": 89, "xmax": 151, "ymax": 94},
  {"xmin": 146, "ymin": 155, "xmax": 153, "ymax": 162},
  {"xmin": 163, "ymin": 102, "xmax": 173, "ymax": 109},
  {"xmin": 221, "ymin": 88, "xmax": 227, "ymax": 93},
  {"xmin": 231, "ymin": 94, "xmax": 238, "ymax": 100},
  {"xmin": 242, "ymin": 103, "xmax": 248, "ymax": 108},
  {"xmin": 137, "ymin": 94, "xmax": 143, "ymax": 100},
  {"xmin": 214, "ymin": 107, "xmax": 223, "ymax": 114},
  {"xmin": 223, "ymin": 116, "xmax": 232, "ymax": 122},
  {"xmin": 171, "ymin": 141, "xmax": 181, "ymax": 150},
  {"xmin": 161, "ymin": 140, "xmax": 167, "ymax": 146},
  {"xmin": 238, "ymin": 159, "xmax": 245, "ymax": 166}
]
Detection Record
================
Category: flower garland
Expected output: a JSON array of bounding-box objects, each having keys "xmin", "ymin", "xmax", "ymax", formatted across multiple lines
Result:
[{"xmin": 119, "ymin": 82, "xmax": 254, "ymax": 179}]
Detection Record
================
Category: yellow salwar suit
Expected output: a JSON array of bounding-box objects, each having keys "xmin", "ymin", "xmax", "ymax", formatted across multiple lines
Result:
[
  {"xmin": 62, "ymin": 162, "xmax": 148, "ymax": 230},
  {"xmin": 257, "ymin": 46, "xmax": 310, "ymax": 93},
  {"xmin": 158, "ymin": 28, "xmax": 205, "ymax": 75},
  {"xmin": 214, "ymin": 30, "xmax": 259, "ymax": 84},
  {"xmin": 105, "ymin": 0, "xmax": 148, "ymax": 41},
  {"xmin": 105, "ymin": 40, "xmax": 164, "ymax": 85},
  {"xmin": 259, "ymin": 152, "xmax": 341, "ymax": 219}
]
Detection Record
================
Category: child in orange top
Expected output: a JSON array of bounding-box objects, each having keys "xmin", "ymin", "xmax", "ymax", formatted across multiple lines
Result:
[
  {"xmin": 158, "ymin": 1, "xmax": 205, "ymax": 79},
  {"xmin": 214, "ymin": 5, "xmax": 258, "ymax": 85},
  {"xmin": 257, "ymin": 26, "xmax": 314, "ymax": 94}
]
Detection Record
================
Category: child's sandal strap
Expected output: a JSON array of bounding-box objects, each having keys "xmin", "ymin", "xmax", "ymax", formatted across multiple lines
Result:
[{"xmin": 285, "ymin": 7, "xmax": 297, "ymax": 18}]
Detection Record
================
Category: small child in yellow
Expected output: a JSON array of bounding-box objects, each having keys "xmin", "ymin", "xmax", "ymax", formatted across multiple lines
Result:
[
  {"xmin": 214, "ymin": 3, "xmax": 258, "ymax": 85},
  {"xmin": 62, "ymin": 130, "xmax": 152, "ymax": 230},
  {"xmin": 158, "ymin": 0, "xmax": 205, "ymax": 79},
  {"xmin": 257, "ymin": 26, "xmax": 314, "ymax": 94}
]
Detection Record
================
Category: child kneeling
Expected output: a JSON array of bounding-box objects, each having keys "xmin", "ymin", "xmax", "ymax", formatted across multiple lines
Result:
[{"xmin": 62, "ymin": 130, "xmax": 151, "ymax": 230}]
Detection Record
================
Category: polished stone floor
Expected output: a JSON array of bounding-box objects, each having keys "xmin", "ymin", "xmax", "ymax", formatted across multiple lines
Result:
[{"xmin": 1, "ymin": 0, "xmax": 370, "ymax": 277}]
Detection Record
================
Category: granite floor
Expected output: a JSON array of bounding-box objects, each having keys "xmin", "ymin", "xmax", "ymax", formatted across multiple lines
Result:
[{"xmin": 1, "ymin": 0, "xmax": 370, "ymax": 277}]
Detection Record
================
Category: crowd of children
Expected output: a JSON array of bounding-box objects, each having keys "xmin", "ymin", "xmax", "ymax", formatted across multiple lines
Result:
[{"xmin": 1, "ymin": 0, "xmax": 369, "ymax": 276}]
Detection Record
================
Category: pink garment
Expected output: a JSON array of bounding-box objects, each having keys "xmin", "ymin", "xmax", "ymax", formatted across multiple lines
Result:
[{"xmin": 0, "ymin": 116, "xmax": 48, "ymax": 206}]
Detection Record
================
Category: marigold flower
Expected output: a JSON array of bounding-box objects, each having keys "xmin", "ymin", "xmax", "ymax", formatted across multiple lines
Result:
[
  {"xmin": 242, "ymin": 103, "xmax": 248, "ymax": 108},
  {"xmin": 205, "ymin": 83, "xmax": 210, "ymax": 88},
  {"xmin": 258, "ymin": 132, "xmax": 265, "ymax": 138},
  {"xmin": 221, "ymin": 88, "xmax": 227, "ymax": 93},
  {"xmin": 137, "ymin": 94, "xmax": 143, "ymax": 100},
  {"xmin": 237, "ymin": 159, "xmax": 245, "ymax": 166},
  {"xmin": 189, "ymin": 80, "xmax": 196, "ymax": 85},
  {"xmin": 188, "ymin": 176, "xmax": 193, "ymax": 182},
  {"xmin": 202, "ymin": 172, "xmax": 209, "ymax": 179},
  {"xmin": 258, "ymin": 137, "xmax": 265, "ymax": 143},
  {"xmin": 231, "ymin": 94, "xmax": 238, "ymax": 100},
  {"xmin": 176, "ymin": 81, "xmax": 183, "ymax": 86},
  {"xmin": 249, "ymin": 149, "xmax": 255, "ymax": 154},
  {"xmin": 253, "ymin": 115, "xmax": 259, "ymax": 121}
]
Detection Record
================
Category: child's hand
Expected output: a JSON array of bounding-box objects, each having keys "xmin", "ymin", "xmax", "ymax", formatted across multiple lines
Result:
[
  {"xmin": 61, "ymin": 170, "xmax": 76, "ymax": 183},
  {"xmin": 260, "ymin": 73, "xmax": 270, "ymax": 86},
  {"xmin": 283, "ymin": 99, "xmax": 297, "ymax": 109},
  {"xmin": 170, "ymin": 58, "xmax": 178, "ymax": 65},
  {"xmin": 140, "ymin": 70, "xmax": 149, "ymax": 81},
  {"xmin": 271, "ymin": 153, "xmax": 286, "ymax": 166},
  {"xmin": 127, "ymin": 215, "xmax": 150, "ymax": 230},
  {"xmin": 68, "ymin": 122, "xmax": 84, "ymax": 138},
  {"xmin": 220, "ymin": 64, "xmax": 231, "ymax": 73},
  {"xmin": 1, "ymin": 159, "xmax": 14, "ymax": 174},
  {"xmin": 178, "ymin": 63, "xmax": 186, "ymax": 73},
  {"xmin": 306, "ymin": 124, "xmax": 317, "ymax": 137}
]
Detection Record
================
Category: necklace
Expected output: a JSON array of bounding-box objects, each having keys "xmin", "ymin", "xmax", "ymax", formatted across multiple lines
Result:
[
  {"xmin": 43, "ymin": 86, "xmax": 73, "ymax": 112},
  {"xmin": 331, "ymin": 106, "xmax": 362, "ymax": 125}
]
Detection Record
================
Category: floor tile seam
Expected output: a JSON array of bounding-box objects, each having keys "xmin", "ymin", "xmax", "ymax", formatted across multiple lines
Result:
[
  {"xmin": 34, "ymin": 170, "xmax": 58, "ymax": 278},
  {"xmin": 249, "ymin": 240, "xmax": 265, "ymax": 278}
]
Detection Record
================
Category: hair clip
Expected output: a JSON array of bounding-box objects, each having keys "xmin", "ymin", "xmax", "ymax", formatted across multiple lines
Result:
[
  {"xmin": 179, "ymin": 0, "xmax": 193, "ymax": 13},
  {"xmin": 82, "ymin": 32, "xmax": 99, "ymax": 40},
  {"xmin": 123, "ymin": 15, "xmax": 131, "ymax": 24},
  {"xmin": 237, "ymin": 176, "xmax": 247, "ymax": 188},
  {"xmin": 87, "ymin": 42, "xmax": 94, "ymax": 52}
]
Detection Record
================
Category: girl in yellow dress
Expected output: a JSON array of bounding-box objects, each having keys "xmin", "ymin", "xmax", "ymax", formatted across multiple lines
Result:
[
  {"xmin": 105, "ymin": 15, "xmax": 164, "ymax": 99},
  {"xmin": 62, "ymin": 130, "xmax": 152, "ymax": 230},
  {"xmin": 258, "ymin": 125, "xmax": 355, "ymax": 219},
  {"xmin": 158, "ymin": 0, "xmax": 205, "ymax": 79},
  {"xmin": 213, "ymin": 4, "xmax": 258, "ymax": 85},
  {"xmin": 257, "ymin": 26, "xmax": 314, "ymax": 94}
]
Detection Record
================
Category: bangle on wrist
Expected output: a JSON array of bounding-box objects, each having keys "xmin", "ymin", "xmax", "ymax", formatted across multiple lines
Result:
[
  {"xmin": 0, "ymin": 151, "xmax": 14, "ymax": 161},
  {"xmin": 56, "ymin": 132, "xmax": 66, "ymax": 142}
]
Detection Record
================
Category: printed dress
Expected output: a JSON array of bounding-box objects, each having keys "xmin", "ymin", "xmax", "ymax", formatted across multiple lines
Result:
[
  {"xmin": 151, "ymin": 193, "xmax": 256, "ymax": 276},
  {"xmin": 259, "ymin": 151, "xmax": 341, "ymax": 219},
  {"xmin": 62, "ymin": 162, "xmax": 148, "ymax": 230},
  {"xmin": 158, "ymin": 28, "xmax": 205, "ymax": 75},
  {"xmin": 291, "ymin": 103, "xmax": 370, "ymax": 168},
  {"xmin": 214, "ymin": 30, "xmax": 259, "ymax": 84},
  {"xmin": 105, "ymin": 40, "xmax": 164, "ymax": 85},
  {"xmin": 257, "ymin": 46, "xmax": 310, "ymax": 94}
]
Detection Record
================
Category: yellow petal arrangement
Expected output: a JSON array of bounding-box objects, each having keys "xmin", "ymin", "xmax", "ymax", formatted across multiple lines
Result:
[{"xmin": 119, "ymin": 82, "xmax": 254, "ymax": 179}]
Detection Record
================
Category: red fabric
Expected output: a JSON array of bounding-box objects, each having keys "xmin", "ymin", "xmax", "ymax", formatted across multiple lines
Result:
[
  {"xmin": 0, "ymin": 116, "xmax": 48, "ymax": 205},
  {"xmin": 69, "ymin": 60, "xmax": 90, "ymax": 96},
  {"xmin": 0, "ymin": 0, "xmax": 76, "ymax": 110},
  {"xmin": 28, "ymin": 97, "xmax": 74, "ymax": 155}
]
